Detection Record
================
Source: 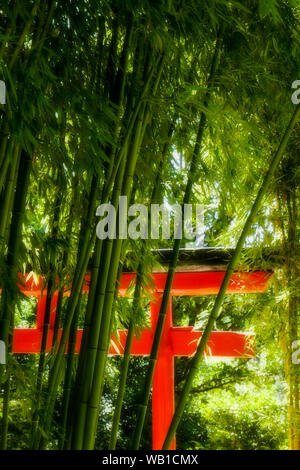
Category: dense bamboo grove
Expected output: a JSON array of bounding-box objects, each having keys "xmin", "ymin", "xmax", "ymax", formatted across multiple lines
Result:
[{"xmin": 0, "ymin": 0, "xmax": 299, "ymax": 451}]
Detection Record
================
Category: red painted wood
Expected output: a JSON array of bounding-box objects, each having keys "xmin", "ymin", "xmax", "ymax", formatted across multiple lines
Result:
[
  {"xmin": 151, "ymin": 294, "xmax": 176, "ymax": 450},
  {"xmin": 9, "ymin": 270, "xmax": 271, "ymax": 449},
  {"xmin": 12, "ymin": 271, "xmax": 272, "ymax": 297},
  {"xmin": 12, "ymin": 327, "xmax": 255, "ymax": 357},
  {"xmin": 170, "ymin": 329, "xmax": 254, "ymax": 357}
]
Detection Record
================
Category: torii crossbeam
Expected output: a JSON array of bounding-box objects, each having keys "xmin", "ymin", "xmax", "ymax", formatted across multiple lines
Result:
[{"xmin": 11, "ymin": 264, "xmax": 272, "ymax": 450}]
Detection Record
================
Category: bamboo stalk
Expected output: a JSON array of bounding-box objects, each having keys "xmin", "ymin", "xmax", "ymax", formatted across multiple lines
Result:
[
  {"xmin": 102, "ymin": 56, "xmax": 161, "ymax": 202},
  {"xmin": 50, "ymin": 159, "xmax": 77, "ymax": 356},
  {"xmin": 286, "ymin": 188, "xmax": 300, "ymax": 449},
  {"xmin": 0, "ymin": 150, "xmax": 31, "ymax": 345},
  {"xmin": 131, "ymin": 32, "xmax": 222, "ymax": 449},
  {"xmin": 109, "ymin": 122, "xmax": 171, "ymax": 449},
  {"xmin": 0, "ymin": 150, "xmax": 31, "ymax": 439},
  {"xmin": 35, "ymin": 0, "xmax": 57, "ymax": 58},
  {"xmin": 73, "ymin": 17, "xmax": 133, "ymax": 387},
  {"xmin": 34, "ymin": 175, "xmax": 99, "ymax": 448},
  {"xmin": 60, "ymin": 302, "xmax": 81, "ymax": 449},
  {"xmin": 0, "ymin": 131, "xmax": 9, "ymax": 171},
  {"xmin": 69, "ymin": 238, "xmax": 103, "ymax": 448},
  {"xmin": 109, "ymin": 270, "xmax": 142, "ymax": 449},
  {"xmin": 9, "ymin": 0, "xmax": 41, "ymax": 70},
  {"xmin": 0, "ymin": 369, "xmax": 10, "ymax": 449},
  {"xmin": 0, "ymin": 156, "xmax": 11, "ymax": 200},
  {"xmin": 70, "ymin": 34, "xmax": 147, "ymax": 449},
  {"xmin": 0, "ymin": 304, "xmax": 15, "ymax": 449},
  {"xmin": 30, "ymin": 168, "xmax": 64, "ymax": 445},
  {"xmin": 30, "ymin": 282, "xmax": 54, "ymax": 444},
  {"xmin": 82, "ymin": 105, "xmax": 147, "ymax": 449},
  {"xmin": 80, "ymin": 52, "xmax": 165, "ymax": 449},
  {"xmin": 0, "ymin": 144, "xmax": 20, "ymax": 255},
  {"xmin": 71, "ymin": 156, "xmax": 127, "ymax": 450}
]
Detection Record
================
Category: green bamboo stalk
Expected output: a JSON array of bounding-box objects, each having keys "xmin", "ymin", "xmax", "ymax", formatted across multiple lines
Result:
[
  {"xmin": 70, "ymin": 176, "xmax": 98, "ymax": 291},
  {"xmin": 0, "ymin": 156, "xmax": 11, "ymax": 198},
  {"xmin": 50, "ymin": 176, "xmax": 77, "ymax": 354},
  {"xmin": 104, "ymin": 13, "xmax": 119, "ymax": 101},
  {"xmin": 0, "ymin": 131, "xmax": 9, "ymax": 170},
  {"xmin": 0, "ymin": 150, "xmax": 31, "ymax": 402},
  {"xmin": 0, "ymin": 144, "xmax": 19, "ymax": 255},
  {"xmin": 30, "ymin": 277, "xmax": 54, "ymax": 448},
  {"xmin": 71, "ymin": 157, "xmax": 127, "ymax": 450},
  {"xmin": 60, "ymin": 302, "xmax": 81, "ymax": 449},
  {"xmin": 29, "ymin": 279, "xmax": 55, "ymax": 447},
  {"xmin": 30, "ymin": 170, "xmax": 63, "ymax": 444},
  {"xmin": 30, "ymin": 0, "xmax": 46, "ymax": 46},
  {"xmin": 162, "ymin": 103, "xmax": 300, "ymax": 450},
  {"xmin": 51, "ymin": 288, "xmax": 63, "ymax": 350},
  {"xmin": 0, "ymin": 303, "xmax": 15, "ymax": 449},
  {"xmin": 69, "ymin": 238, "xmax": 103, "ymax": 445},
  {"xmin": 9, "ymin": 0, "xmax": 41, "ymax": 70},
  {"xmin": 3, "ymin": 148, "xmax": 21, "ymax": 250},
  {"xmin": 74, "ymin": 239, "xmax": 103, "ymax": 379},
  {"xmin": 0, "ymin": 316, "xmax": 15, "ymax": 449},
  {"xmin": 54, "ymin": 198, "xmax": 87, "ymax": 448},
  {"xmin": 92, "ymin": 18, "xmax": 105, "ymax": 92},
  {"xmin": 70, "ymin": 36, "xmax": 143, "ymax": 449},
  {"xmin": 102, "ymin": 56, "xmax": 161, "ymax": 202},
  {"xmin": 131, "ymin": 32, "xmax": 222, "ymax": 449},
  {"xmin": 109, "ymin": 271, "xmax": 142, "ymax": 449},
  {"xmin": 74, "ymin": 16, "xmax": 133, "ymax": 379},
  {"xmin": 0, "ymin": 150, "xmax": 31, "ymax": 341},
  {"xmin": 82, "ymin": 106, "xmax": 147, "ymax": 449},
  {"xmin": 0, "ymin": 313, "xmax": 14, "ymax": 449},
  {"xmin": 33, "ymin": 175, "xmax": 99, "ymax": 448},
  {"xmin": 0, "ymin": 130, "xmax": 10, "ymax": 186},
  {"xmin": 286, "ymin": 189, "xmax": 300, "ymax": 449},
  {"xmin": 70, "ymin": 25, "xmax": 134, "ymax": 426},
  {"xmin": 34, "ymin": 0, "xmax": 56, "ymax": 58},
  {"xmin": 109, "ymin": 122, "xmax": 172, "ymax": 449},
  {"xmin": 111, "ymin": 15, "xmax": 133, "ymax": 112},
  {"xmin": 82, "ymin": 53, "xmax": 165, "ymax": 449},
  {"xmin": 37, "ymin": 231, "xmax": 98, "ymax": 450},
  {"xmin": 74, "ymin": 15, "xmax": 133, "ymax": 381},
  {"xmin": 0, "ymin": 370, "xmax": 10, "ymax": 449}
]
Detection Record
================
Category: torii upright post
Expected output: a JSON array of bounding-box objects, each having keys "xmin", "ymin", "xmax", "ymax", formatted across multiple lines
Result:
[{"xmin": 12, "ymin": 269, "xmax": 272, "ymax": 450}]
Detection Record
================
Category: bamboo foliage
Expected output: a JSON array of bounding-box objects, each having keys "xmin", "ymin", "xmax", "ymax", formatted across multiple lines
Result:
[
  {"xmin": 162, "ymin": 103, "xmax": 300, "ymax": 450},
  {"xmin": 0, "ymin": 0, "xmax": 299, "ymax": 451},
  {"xmin": 132, "ymin": 27, "xmax": 224, "ymax": 450}
]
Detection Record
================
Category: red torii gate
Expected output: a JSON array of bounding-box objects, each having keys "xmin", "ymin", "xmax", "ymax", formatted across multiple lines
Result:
[{"xmin": 12, "ymin": 269, "xmax": 272, "ymax": 450}]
